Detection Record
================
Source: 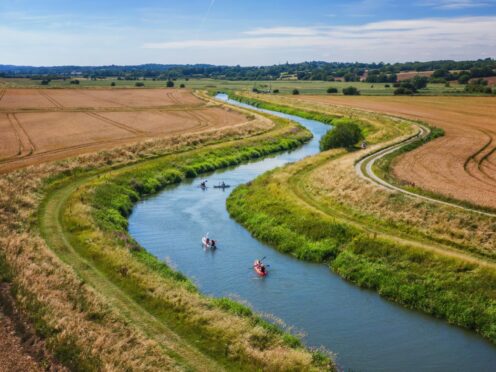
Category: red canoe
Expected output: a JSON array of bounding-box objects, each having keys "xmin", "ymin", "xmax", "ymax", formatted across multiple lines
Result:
[{"xmin": 253, "ymin": 264, "xmax": 268, "ymax": 276}]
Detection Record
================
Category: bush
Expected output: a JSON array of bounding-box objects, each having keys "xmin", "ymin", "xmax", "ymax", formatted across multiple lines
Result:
[
  {"xmin": 394, "ymin": 87, "xmax": 414, "ymax": 95},
  {"xmin": 319, "ymin": 118, "xmax": 364, "ymax": 151},
  {"xmin": 135, "ymin": 82, "xmax": 145, "ymax": 87},
  {"xmin": 110, "ymin": 82, "xmax": 116, "ymax": 87},
  {"xmin": 458, "ymin": 74, "xmax": 471, "ymax": 84},
  {"xmin": 326, "ymin": 87, "xmax": 338, "ymax": 94},
  {"xmin": 180, "ymin": 83, "xmax": 185, "ymax": 88},
  {"xmin": 292, "ymin": 89, "xmax": 300, "ymax": 95},
  {"xmin": 342, "ymin": 86, "xmax": 360, "ymax": 95},
  {"xmin": 252, "ymin": 87, "xmax": 259, "ymax": 93},
  {"xmin": 70, "ymin": 79, "xmax": 80, "ymax": 85},
  {"xmin": 41, "ymin": 79, "xmax": 50, "ymax": 85},
  {"xmin": 166, "ymin": 80, "xmax": 174, "ymax": 88},
  {"xmin": 272, "ymin": 89, "xmax": 279, "ymax": 93},
  {"xmin": 384, "ymin": 84, "xmax": 390, "ymax": 88}
]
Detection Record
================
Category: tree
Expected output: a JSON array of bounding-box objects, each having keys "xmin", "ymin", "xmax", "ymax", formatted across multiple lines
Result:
[
  {"xmin": 411, "ymin": 76, "xmax": 428, "ymax": 90},
  {"xmin": 166, "ymin": 80, "xmax": 174, "ymax": 88},
  {"xmin": 342, "ymin": 86, "xmax": 360, "ymax": 95},
  {"xmin": 458, "ymin": 74, "xmax": 471, "ymax": 84},
  {"xmin": 292, "ymin": 89, "xmax": 300, "ymax": 95},
  {"xmin": 320, "ymin": 119, "xmax": 364, "ymax": 151},
  {"xmin": 326, "ymin": 87, "xmax": 338, "ymax": 94}
]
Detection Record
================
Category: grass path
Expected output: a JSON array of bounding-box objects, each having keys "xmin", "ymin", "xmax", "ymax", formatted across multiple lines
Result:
[
  {"xmin": 285, "ymin": 150, "xmax": 496, "ymax": 268},
  {"xmin": 39, "ymin": 174, "xmax": 226, "ymax": 372}
]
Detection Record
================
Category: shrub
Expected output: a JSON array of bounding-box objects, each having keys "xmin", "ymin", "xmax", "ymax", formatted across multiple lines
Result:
[
  {"xmin": 166, "ymin": 80, "xmax": 174, "ymax": 88},
  {"xmin": 180, "ymin": 83, "xmax": 185, "ymax": 88},
  {"xmin": 342, "ymin": 86, "xmax": 360, "ymax": 95},
  {"xmin": 326, "ymin": 87, "xmax": 338, "ymax": 94},
  {"xmin": 41, "ymin": 79, "xmax": 50, "ymax": 85},
  {"xmin": 384, "ymin": 84, "xmax": 390, "ymax": 88},
  {"xmin": 110, "ymin": 82, "xmax": 116, "ymax": 87},
  {"xmin": 394, "ymin": 87, "xmax": 414, "ymax": 95},
  {"xmin": 292, "ymin": 89, "xmax": 300, "ymax": 95},
  {"xmin": 70, "ymin": 79, "xmax": 80, "ymax": 85},
  {"xmin": 458, "ymin": 74, "xmax": 471, "ymax": 84},
  {"xmin": 135, "ymin": 82, "xmax": 145, "ymax": 87},
  {"xmin": 319, "ymin": 118, "xmax": 364, "ymax": 151},
  {"xmin": 252, "ymin": 87, "xmax": 259, "ymax": 93},
  {"xmin": 273, "ymin": 89, "xmax": 279, "ymax": 93}
]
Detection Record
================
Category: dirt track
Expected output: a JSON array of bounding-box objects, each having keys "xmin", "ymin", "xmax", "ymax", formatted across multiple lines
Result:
[
  {"xmin": 0, "ymin": 89, "xmax": 246, "ymax": 172},
  {"xmin": 295, "ymin": 95, "xmax": 496, "ymax": 209}
]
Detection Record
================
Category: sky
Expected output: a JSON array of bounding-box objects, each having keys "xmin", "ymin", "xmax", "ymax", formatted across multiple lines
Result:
[{"xmin": 1, "ymin": 0, "xmax": 495, "ymax": 66}]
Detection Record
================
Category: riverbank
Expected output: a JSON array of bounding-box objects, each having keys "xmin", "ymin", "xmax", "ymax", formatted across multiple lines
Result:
[
  {"xmin": 0, "ymin": 92, "xmax": 331, "ymax": 370},
  {"xmin": 226, "ymin": 92, "xmax": 496, "ymax": 344}
]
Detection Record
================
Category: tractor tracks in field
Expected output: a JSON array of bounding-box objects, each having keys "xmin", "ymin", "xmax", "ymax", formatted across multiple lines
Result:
[
  {"xmin": 6, "ymin": 113, "xmax": 36, "ymax": 157},
  {"xmin": 355, "ymin": 124, "xmax": 496, "ymax": 218},
  {"xmin": 38, "ymin": 90, "xmax": 64, "ymax": 109},
  {"xmin": 86, "ymin": 112, "xmax": 146, "ymax": 136}
]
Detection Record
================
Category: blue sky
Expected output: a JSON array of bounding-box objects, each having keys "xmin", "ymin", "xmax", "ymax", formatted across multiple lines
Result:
[{"xmin": 1, "ymin": 0, "xmax": 495, "ymax": 66}]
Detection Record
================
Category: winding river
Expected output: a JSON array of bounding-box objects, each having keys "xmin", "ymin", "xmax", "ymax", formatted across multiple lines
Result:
[{"xmin": 128, "ymin": 94, "xmax": 496, "ymax": 371}]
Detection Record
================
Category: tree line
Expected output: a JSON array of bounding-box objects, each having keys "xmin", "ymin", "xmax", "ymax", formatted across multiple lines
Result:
[{"xmin": 0, "ymin": 59, "xmax": 494, "ymax": 82}]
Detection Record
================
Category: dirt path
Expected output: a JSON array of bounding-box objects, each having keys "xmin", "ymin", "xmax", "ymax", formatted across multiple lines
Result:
[
  {"xmin": 0, "ymin": 310, "xmax": 42, "ymax": 372},
  {"xmin": 294, "ymin": 95, "xmax": 496, "ymax": 209},
  {"xmin": 39, "ymin": 174, "xmax": 226, "ymax": 372},
  {"xmin": 355, "ymin": 124, "xmax": 496, "ymax": 218}
]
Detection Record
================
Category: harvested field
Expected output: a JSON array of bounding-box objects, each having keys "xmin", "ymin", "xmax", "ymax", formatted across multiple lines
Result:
[
  {"xmin": 0, "ymin": 88, "xmax": 203, "ymax": 110},
  {"xmin": 0, "ymin": 89, "xmax": 247, "ymax": 172},
  {"xmin": 290, "ymin": 95, "xmax": 496, "ymax": 208},
  {"xmin": 397, "ymin": 71, "xmax": 434, "ymax": 81}
]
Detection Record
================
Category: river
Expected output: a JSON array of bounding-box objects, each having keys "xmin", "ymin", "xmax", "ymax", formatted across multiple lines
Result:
[{"xmin": 128, "ymin": 93, "xmax": 496, "ymax": 371}]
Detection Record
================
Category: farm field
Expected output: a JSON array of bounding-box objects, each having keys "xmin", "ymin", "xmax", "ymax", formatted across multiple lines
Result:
[
  {"xmin": 0, "ymin": 77, "xmax": 467, "ymax": 95},
  {"xmin": 0, "ymin": 88, "xmax": 247, "ymax": 172},
  {"xmin": 266, "ymin": 94, "xmax": 496, "ymax": 209}
]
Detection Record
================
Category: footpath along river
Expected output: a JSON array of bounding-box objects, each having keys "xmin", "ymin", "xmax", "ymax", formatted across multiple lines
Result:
[{"xmin": 128, "ymin": 93, "xmax": 496, "ymax": 371}]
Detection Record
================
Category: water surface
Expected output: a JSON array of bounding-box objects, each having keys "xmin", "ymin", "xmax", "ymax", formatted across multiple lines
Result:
[{"xmin": 129, "ymin": 93, "xmax": 496, "ymax": 371}]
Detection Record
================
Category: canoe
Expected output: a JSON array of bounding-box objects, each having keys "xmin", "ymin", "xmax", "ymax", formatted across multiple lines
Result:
[
  {"xmin": 254, "ymin": 264, "xmax": 267, "ymax": 276},
  {"xmin": 202, "ymin": 236, "xmax": 216, "ymax": 249},
  {"xmin": 213, "ymin": 184, "xmax": 230, "ymax": 188}
]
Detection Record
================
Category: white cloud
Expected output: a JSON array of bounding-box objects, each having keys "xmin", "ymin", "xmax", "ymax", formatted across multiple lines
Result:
[
  {"xmin": 419, "ymin": 0, "xmax": 493, "ymax": 9},
  {"xmin": 244, "ymin": 27, "xmax": 320, "ymax": 36},
  {"xmin": 144, "ymin": 16, "xmax": 496, "ymax": 53}
]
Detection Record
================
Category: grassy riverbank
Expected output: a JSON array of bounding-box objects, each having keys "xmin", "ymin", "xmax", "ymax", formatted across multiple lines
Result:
[
  {"xmin": 40, "ymin": 116, "xmax": 332, "ymax": 369},
  {"xmin": 226, "ymin": 94, "xmax": 496, "ymax": 343},
  {"xmin": 1, "ymin": 95, "xmax": 331, "ymax": 371}
]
